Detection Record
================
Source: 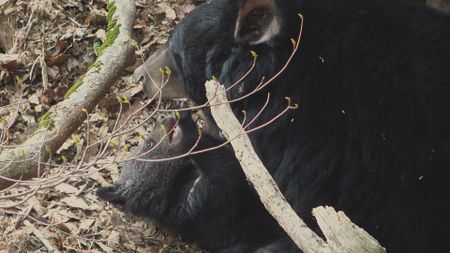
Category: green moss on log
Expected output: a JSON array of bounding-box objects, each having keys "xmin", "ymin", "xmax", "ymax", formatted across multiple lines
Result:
[
  {"xmin": 107, "ymin": 2, "xmax": 117, "ymax": 31},
  {"xmin": 96, "ymin": 2, "xmax": 120, "ymax": 56},
  {"xmin": 89, "ymin": 60, "xmax": 102, "ymax": 70},
  {"xmin": 64, "ymin": 76, "xmax": 84, "ymax": 99},
  {"xmin": 97, "ymin": 24, "xmax": 120, "ymax": 56},
  {"xmin": 38, "ymin": 111, "xmax": 55, "ymax": 129},
  {"xmin": 62, "ymin": 1, "xmax": 117, "ymax": 99}
]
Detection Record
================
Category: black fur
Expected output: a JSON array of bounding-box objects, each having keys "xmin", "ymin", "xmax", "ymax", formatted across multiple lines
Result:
[
  {"xmin": 139, "ymin": 0, "xmax": 450, "ymax": 252},
  {"xmin": 97, "ymin": 113, "xmax": 279, "ymax": 252}
]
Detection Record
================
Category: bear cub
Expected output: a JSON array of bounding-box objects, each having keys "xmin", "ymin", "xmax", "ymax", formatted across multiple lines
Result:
[{"xmin": 97, "ymin": 112, "xmax": 278, "ymax": 252}]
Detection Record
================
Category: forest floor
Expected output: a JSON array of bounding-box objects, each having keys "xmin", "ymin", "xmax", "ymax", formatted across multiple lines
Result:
[{"xmin": 0, "ymin": 0, "xmax": 205, "ymax": 252}]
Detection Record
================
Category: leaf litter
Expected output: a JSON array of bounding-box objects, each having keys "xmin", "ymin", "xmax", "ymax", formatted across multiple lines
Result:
[{"xmin": 0, "ymin": 0, "xmax": 206, "ymax": 252}]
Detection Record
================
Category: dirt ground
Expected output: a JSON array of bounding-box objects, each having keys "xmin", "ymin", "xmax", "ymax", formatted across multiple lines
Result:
[{"xmin": 0, "ymin": 0, "xmax": 206, "ymax": 252}]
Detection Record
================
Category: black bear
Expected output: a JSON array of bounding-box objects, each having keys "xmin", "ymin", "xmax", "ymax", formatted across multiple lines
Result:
[
  {"xmin": 131, "ymin": 0, "xmax": 450, "ymax": 252},
  {"xmin": 97, "ymin": 112, "xmax": 280, "ymax": 252}
]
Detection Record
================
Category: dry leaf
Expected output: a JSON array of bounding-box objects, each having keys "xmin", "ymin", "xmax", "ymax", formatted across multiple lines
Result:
[
  {"xmin": 79, "ymin": 219, "xmax": 95, "ymax": 231},
  {"xmin": 33, "ymin": 228, "xmax": 56, "ymax": 252},
  {"xmin": 26, "ymin": 196, "xmax": 43, "ymax": 215},
  {"xmin": 158, "ymin": 3, "xmax": 176, "ymax": 20},
  {"xmin": 28, "ymin": 94, "xmax": 40, "ymax": 105},
  {"xmin": 107, "ymin": 230, "xmax": 121, "ymax": 246},
  {"xmin": 54, "ymin": 223, "xmax": 72, "ymax": 234},
  {"xmin": 96, "ymin": 29, "xmax": 106, "ymax": 42},
  {"xmin": 96, "ymin": 242, "xmax": 114, "ymax": 253},
  {"xmin": 0, "ymin": 53, "xmax": 18, "ymax": 71},
  {"xmin": 61, "ymin": 196, "xmax": 90, "ymax": 210},
  {"xmin": 46, "ymin": 53, "xmax": 68, "ymax": 67},
  {"xmin": 55, "ymin": 183, "xmax": 79, "ymax": 194},
  {"xmin": 89, "ymin": 169, "xmax": 109, "ymax": 186},
  {"xmin": 84, "ymin": 8, "xmax": 107, "ymax": 26},
  {"xmin": 175, "ymin": 4, "xmax": 196, "ymax": 20}
]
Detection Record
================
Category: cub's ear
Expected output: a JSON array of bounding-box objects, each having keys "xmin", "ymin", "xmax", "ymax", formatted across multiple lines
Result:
[{"xmin": 234, "ymin": 0, "xmax": 281, "ymax": 45}]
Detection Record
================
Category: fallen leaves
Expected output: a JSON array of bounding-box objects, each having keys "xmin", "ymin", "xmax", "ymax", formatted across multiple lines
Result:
[
  {"xmin": 55, "ymin": 183, "xmax": 78, "ymax": 194},
  {"xmin": 0, "ymin": 0, "xmax": 206, "ymax": 252},
  {"xmin": 158, "ymin": 3, "xmax": 177, "ymax": 21},
  {"xmin": 0, "ymin": 53, "xmax": 19, "ymax": 71},
  {"xmin": 61, "ymin": 196, "xmax": 90, "ymax": 210}
]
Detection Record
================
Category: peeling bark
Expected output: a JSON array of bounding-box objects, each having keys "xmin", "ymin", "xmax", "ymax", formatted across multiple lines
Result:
[
  {"xmin": 205, "ymin": 80, "xmax": 385, "ymax": 253},
  {"xmin": 313, "ymin": 206, "xmax": 386, "ymax": 253}
]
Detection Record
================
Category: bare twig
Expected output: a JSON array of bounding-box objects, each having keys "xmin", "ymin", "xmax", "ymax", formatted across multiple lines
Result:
[
  {"xmin": 0, "ymin": 0, "xmax": 136, "ymax": 190},
  {"xmin": 205, "ymin": 80, "xmax": 386, "ymax": 253},
  {"xmin": 205, "ymin": 80, "xmax": 331, "ymax": 253}
]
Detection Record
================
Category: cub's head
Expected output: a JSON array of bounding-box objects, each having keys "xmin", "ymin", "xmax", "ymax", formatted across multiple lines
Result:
[{"xmin": 97, "ymin": 112, "xmax": 243, "ymax": 229}]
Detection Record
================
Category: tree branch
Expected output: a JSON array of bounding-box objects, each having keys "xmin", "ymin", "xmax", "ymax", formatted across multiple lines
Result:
[
  {"xmin": 0, "ymin": 0, "xmax": 136, "ymax": 190},
  {"xmin": 313, "ymin": 206, "xmax": 385, "ymax": 253},
  {"xmin": 205, "ymin": 80, "xmax": 332, "ymax": 253},
  {"xmin": 205, "ymin": 80, "xmax": 385, "ymax": 253}
]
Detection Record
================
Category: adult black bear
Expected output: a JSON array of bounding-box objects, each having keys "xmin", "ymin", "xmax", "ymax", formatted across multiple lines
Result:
[
  {"xmin": 132, "ymin": 0, "xmax": 450, "ymax": 252},
  {"xmin": 97, "ymin": 113, "xmax": 280, "ymax": 252}
]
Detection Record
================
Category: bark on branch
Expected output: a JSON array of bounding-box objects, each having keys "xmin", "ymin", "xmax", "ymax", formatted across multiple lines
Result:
[
  {"xmin": 0, "ymin": 0, "xmax": 136, "ymax": 190},
  {"xmin": 205, "ymin": 80, "xmax": 385, "ymax": 253},
  {"xmin": 312, "ymin": 206, "xmax": 386, "ymax": 253}
]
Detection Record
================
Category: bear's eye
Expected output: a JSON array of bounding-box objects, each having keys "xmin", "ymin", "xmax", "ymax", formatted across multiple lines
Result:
[{"xmin": 144, "ymin": 141, "xmax": 154, "ymax": 149}]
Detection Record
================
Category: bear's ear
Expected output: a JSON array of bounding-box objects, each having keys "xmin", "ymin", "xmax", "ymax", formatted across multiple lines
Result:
[{"xmin": 234, "ymin": 0, "xmax": 281, "ymax": 45}]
